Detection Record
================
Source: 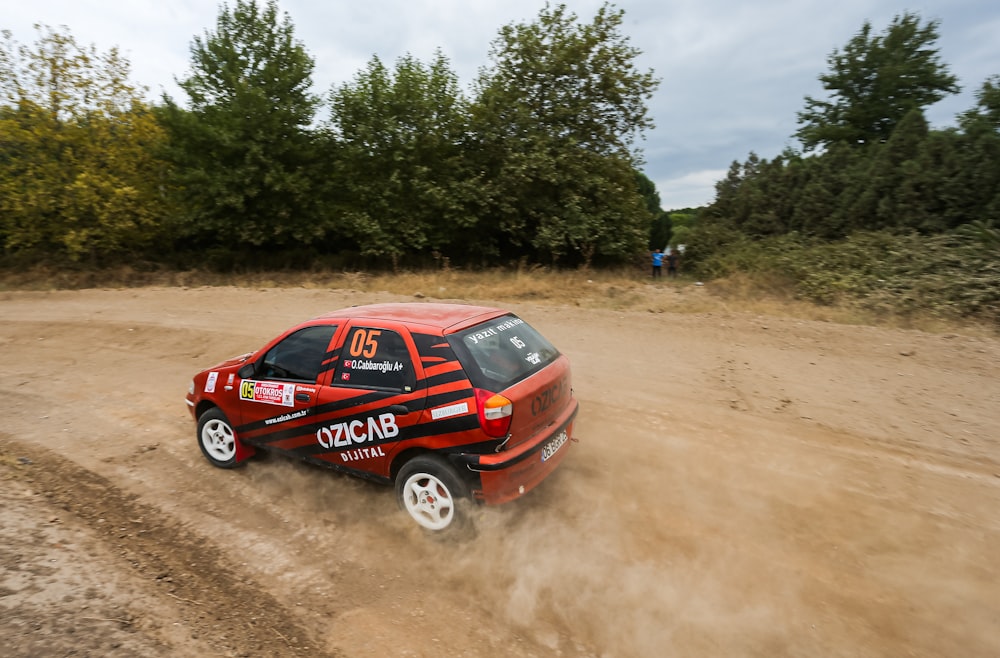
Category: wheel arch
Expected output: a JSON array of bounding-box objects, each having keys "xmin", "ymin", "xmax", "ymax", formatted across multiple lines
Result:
[
  {"xmin": 195, "ymin": 402, "xmax": 256, "ymax": 464},
  {"xmin": 389, "ymin": 447, "xmax": 479, "ymax": 492},
  {"xmin": 195, "ymin": 399, "xmax": 218, "ymax": 420},
  {"xmin": 389, "ymin": 447, "xmax": 434, "ymax": 481}
]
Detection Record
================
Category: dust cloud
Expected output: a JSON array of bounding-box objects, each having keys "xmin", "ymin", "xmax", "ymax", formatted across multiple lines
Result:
[
  {"xmin": 236, "ymin": 435, "xmax": 798, "ymax": 657},
  {"xmin": 234, "ymin": 451, "xmax": 706, "ymax": 655}
]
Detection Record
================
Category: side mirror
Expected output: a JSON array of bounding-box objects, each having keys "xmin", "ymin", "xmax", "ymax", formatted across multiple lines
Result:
[{"xmin": 237, "ymin": 363, "xmax": 255, "ymax": 379}]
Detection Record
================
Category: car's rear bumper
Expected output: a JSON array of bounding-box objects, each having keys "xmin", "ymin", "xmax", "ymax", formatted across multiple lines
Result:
[{"xmin": 457, "ymin": 399, "xmax": 578, "ymax": 505}]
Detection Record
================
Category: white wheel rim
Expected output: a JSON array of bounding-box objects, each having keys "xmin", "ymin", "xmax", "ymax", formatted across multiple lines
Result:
[
  {"xmin": 401, "ymin": 472, "xmax": 455, "ymax": 531},
  {"xmin": 202, "ymin": 419, "xmax": 236, "ymax": 462}
]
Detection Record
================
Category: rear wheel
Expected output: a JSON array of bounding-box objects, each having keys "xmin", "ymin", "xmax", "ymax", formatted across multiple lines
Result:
[
  {"xmin": 396, "ymin": 455, "xmax": 468, "ymax": 531},
  {"xmin": 197, "ymin": 408, "xmax": 240, "ymax": 468}
]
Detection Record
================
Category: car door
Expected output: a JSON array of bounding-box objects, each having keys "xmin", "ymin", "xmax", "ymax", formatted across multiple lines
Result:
[
  {"xmin": 233, "ymin": 323, "xmax": 340, "ymax": 452},
  {"xmin": 305, "ymin": 321, "xmax": 428, "ymax": 478}
]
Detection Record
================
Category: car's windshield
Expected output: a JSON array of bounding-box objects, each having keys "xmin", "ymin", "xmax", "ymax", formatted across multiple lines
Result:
[{"xmin": 448, "ymin": 315, "xmax": 559, "ymax": 389}]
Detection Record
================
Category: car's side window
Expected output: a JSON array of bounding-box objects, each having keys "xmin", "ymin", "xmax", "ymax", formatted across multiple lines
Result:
[
  {"xmin": 333, "ymin": 327, "xmax": 414, "ymax": 392},
  {"xmin": 260, "ymin": 324, "xmax": 338, "ymax": 383}
]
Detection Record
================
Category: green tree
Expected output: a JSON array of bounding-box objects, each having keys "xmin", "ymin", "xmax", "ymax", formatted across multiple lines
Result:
[
  {"xmin": 712, "ymin": 153, "xmax": 767, "ymax": 233},
  {"xmin": 790, "ymin": 161, "xmax": 841, "ymax": 239},
  {"xmin": 667, "ymin": 210, "xmax": 698, "ymax": 249},
  {"xmin": 470, "ymin": 2, "xmax": 659, "ymax": 265},
  {"xmin": 0, "ymin": 26, "xmax": 169, "ymax": 262},
  {"xmin": 956, "ymin": 76, "xmax": 1000, "ymax": 222},
  {"xmin": 796, "ymin": 12, "xmax": 959, "ymax": 151},
  {"xmin": 636, "ymin": 171, "xmax": 671, "ymax": 249},
  {"xmin": 847, "ymin": 109, "xmax": 932, "ymax": 231},
  {"xmin": 159, "ymin": 0, "xmax": 320, "ymax": 249},
  {"xmin": 635, "ymin": 170, "xmax": 662, "ymax": 215},
  {"xmin": 648, "ymin": 212, "xmax": 671, "ymax": 251},
  {"xmin": 960, "ymin": 75, "xmax": 1000, "ymax": 133},
  {"xmin": 324, "ymin": 52, "xmax": 475, "ymax": 266}
]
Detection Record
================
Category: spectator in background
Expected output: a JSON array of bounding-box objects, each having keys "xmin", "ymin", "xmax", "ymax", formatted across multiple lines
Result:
[
  {"xmin": 651, "ymin": 249, "xmax": 665, "ymax": 278},
  {"xmin": 667, "ymin": 249, "xmax": 678, "ymax": 278}
]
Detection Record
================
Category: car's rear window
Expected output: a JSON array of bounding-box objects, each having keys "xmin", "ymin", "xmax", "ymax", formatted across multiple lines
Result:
[{"xmin": 447, "ymin": 314, "xmax": 559, "ymax": 389}]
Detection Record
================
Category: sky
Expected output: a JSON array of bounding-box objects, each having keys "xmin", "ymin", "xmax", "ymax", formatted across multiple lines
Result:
[{"xmin": 5, "ymin": 0, "xmax": 999, "ymax": 209}]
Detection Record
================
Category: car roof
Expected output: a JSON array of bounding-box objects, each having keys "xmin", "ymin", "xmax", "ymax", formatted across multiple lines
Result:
[{"xmin": 316, "ymin": 302, "xmax": 508, "ymax": 332}]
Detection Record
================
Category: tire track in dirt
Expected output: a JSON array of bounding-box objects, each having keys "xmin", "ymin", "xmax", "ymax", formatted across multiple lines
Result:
[{"xmin": 0, "ymin": 433, "xmax": 337, "ymax": 658}]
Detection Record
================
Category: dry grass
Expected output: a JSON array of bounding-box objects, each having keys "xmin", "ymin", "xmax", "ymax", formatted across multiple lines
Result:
[{"xmin": 0, "ymin": 264, "xmax": 991, "ymax": 335}]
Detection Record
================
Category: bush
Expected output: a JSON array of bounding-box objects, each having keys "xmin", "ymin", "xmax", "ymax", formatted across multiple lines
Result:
[{"xmin": 689, "ymin": 228, "xmax": 1000, "ymax": 326}]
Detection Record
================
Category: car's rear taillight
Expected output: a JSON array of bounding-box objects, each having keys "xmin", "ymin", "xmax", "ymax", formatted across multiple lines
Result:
[{"xmin": 475, "ymin": 388, "xmax": 513, "ymax": 438}]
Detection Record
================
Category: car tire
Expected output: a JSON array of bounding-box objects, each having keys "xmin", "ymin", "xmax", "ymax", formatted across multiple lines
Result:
[
  {"xmin": 396, "ymin": 455, "xmax": 469, "ymax": 532},
  {"xmin": 197, "ymin": 407, "xmax": 241, "ymax": 469}
]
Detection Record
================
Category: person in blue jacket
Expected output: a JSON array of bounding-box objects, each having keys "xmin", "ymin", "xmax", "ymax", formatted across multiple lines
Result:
[{"xmin": 651, "ymin": 248, "xmax": 665, "ymax": 278}]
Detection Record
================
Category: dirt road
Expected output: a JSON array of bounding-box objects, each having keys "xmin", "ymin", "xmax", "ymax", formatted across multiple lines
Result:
[{"xmin": 2, "ymin": 286, "xmax": 998, "ymax": 657}]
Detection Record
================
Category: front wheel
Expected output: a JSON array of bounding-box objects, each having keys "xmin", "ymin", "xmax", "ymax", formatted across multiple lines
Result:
[
  {"xmin": 395, "ymin": 455, "xmax": 468, "ymax": 532},
  {"xmin": 197, "ymin": 407, "xmax": 240, "ymax": 468}
]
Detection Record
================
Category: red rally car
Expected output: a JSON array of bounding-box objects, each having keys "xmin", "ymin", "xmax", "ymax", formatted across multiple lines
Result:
[{"xmin": 185, "ymin": 303, "xmax": 578, "ymax": 532}]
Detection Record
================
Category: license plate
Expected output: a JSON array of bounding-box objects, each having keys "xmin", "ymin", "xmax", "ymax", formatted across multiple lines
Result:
[{"xmin": 540, "ymin": 430, "xmax": 569, "ymax": 462}]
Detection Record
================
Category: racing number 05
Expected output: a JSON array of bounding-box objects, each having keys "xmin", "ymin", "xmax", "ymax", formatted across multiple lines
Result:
[{"xmin": 349, "ymin": 329, "xmax": 381, "ymax": 358}]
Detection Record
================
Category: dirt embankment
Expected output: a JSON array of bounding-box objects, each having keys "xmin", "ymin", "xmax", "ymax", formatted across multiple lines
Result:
[{"xmin": 2, "ymin": 286, "xmax": 998, "ymax": 657}]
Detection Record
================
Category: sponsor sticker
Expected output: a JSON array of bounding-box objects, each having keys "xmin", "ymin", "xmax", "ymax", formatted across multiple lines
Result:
[
  {"xmin": 431, "ymin": 402, "xmax": 469, "ymax": 420},
  {"xmin": 531, "ymin": 378, "xmax": 565, "ymax": 416},
  {"xmin": 264, "ymin": 409, "xmax": 309, "ymax": 426},
  {"xmin": 205, "ymin": 371, "xmax": 219, "ymax": 393},
  {"xmin": 343, "ymin": 359, "xmax": 404, "ymax": 372},
  {"xmin": 239, "ymin": 380, "xmax": 295, "ymax": 407},
  {"xmin": 465, "ymin": 319, "xmax": 523, "ymax": 345},
  {"xmin": 340, "ymin": 445, "xmax": 387, "ymax": 462},
  {"xmin": 316, "ymin": 413, "xmax": 399, "ymax": 448}
]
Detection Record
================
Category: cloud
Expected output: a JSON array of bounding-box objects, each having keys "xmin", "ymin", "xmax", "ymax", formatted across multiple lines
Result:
[{"xmin": 657, "ymin": 169, "xmax": 727, "ymax": 210}]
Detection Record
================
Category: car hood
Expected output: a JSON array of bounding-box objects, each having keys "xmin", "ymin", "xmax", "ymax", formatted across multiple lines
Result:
[{"xmin": 203, "ymin": 351, "xmax": 254, "ymax": 373}]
